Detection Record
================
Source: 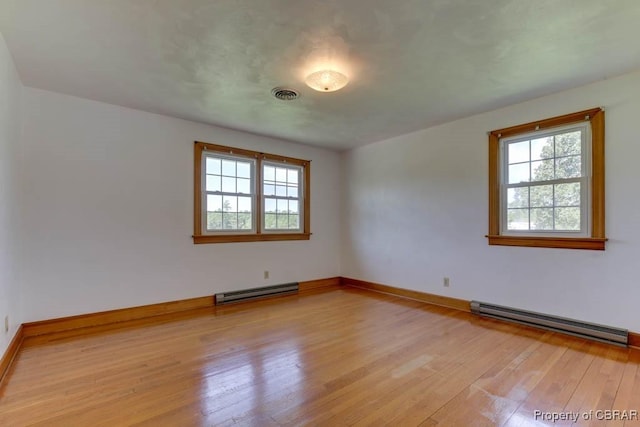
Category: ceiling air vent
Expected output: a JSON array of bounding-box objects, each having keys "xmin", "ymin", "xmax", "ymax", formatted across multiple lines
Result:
[{"xmin": 271, "ymin": 87, "xmax": 299, "ymax": 101}]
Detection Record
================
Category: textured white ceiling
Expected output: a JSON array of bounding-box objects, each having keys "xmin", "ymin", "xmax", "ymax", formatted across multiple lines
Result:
[{"xmin": 2, "ymin": 0, "xmax": 640, "ymax": 150}]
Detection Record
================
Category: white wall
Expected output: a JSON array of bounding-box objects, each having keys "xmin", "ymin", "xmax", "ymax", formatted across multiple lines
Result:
[
  {"xmin": 19, "ymin": 88, "xmax": 341, "ymax": 322},
  {"xmin": 342, "ymin": 70, "xmax": 640, "ymax": 332},
  {"xmin": 0, "ymin": 33, "xmax": 23, "ymax": 354}
]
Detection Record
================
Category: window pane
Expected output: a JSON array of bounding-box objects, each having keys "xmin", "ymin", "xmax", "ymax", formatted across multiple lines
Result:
[
  {"xmin": 555, "ymin": 183, "xmax": 580, "ymax": 206},
  {"xmin": 222, "ymin": 196, "xmax": 237, "ymax": 212},
  {"xmin": 289, "ymin": 214, "xmax": 300, "ymax": 229},
  {"xmin": 507, "ymin": 187, "xmax": 528, "ymax": 208},
  {"xmin": 276, "ymin": 214, "xmax": 287, "ymax": 229},
  {"xmin": 206, "ymin": 157, "xmax": 221, "ymax": 175},
  {"xmin": 237, "ymin": 162, "xmax": 251, "ymax": 178},
  {"xmin": 222, "ymin": 159, "xmax": 236, "ymax": 176},
  {"xmin": 276, "ymin": 185, "xmax": 287, "ymax": 196},
  {"xmin": 531, "ymin": 159, "xmax": 554, "ymax": 181},
  {"xmin": 222, "ymin": 212, "xmax": 237, "ymax": 229},
  {"xmin": 530, "ymin": 185, "xmax": 553, "ymax": 207},
  {"xmin": 508, "ymin": 141, "xmax": 529, "ymax": 164},
  {"xmin": 277, "ymin": 199, "xmax": 288, "ymax": 213},
  {"xmin": 264, "ymin": 213, "xmax": 277, "ymax": 229},
  {"xmin": 265, "ymin": 198, "xmax": 276, "ymax": 212},
  {"xmin": 555, "ymin": 207, "xmax": 580, "ymax": 230},
  {"xmin": 508, "ymin": 163, "xmax": 529, "ymax": 184},
  {"xmin": 289, "ymin": 200, "xmax": 299, "ymax": 214},
  {"xmin": 238, "ymin": 196, "xmax": 252, "ymax": 212},
  {"xmin": 555, "ymin": 131, "xmax": 581, "ymax": 156},
  {"xmin": 276, "ymin": 168, "xmax": 287, "ymax": 183},
  {"xmin": 531, "ymin": 208, "xmax": 553, "ymax": 230},
  {"xmin": 288, "ymin": 169, "xmax": 299, "ymax": 184},
  {"xmin": 206, "ymin": 175, "xmax": 221, "ymax": 192},
  {"xmin": 237, "ymin": 212, "xmax": 252, "ymax": 230},
  {"xmin": 555, "ymin": 155, "xmax": 581, "ymax": 179},
  {"xmin": 531, "ymin": 136, "xmax": 554, "ymax": 160},
  {"xmin": 287, "ymin": 185, "xmax": 298, "ymax": 197},
  {"xmin": 207, "ymin": 212, "xmax": 222, "ymax": 230},
  {"xmin": 507, "ymin": 209, "xmax": 529, "ymax": 230},
  {"xmin": 237, "ymin": 178, "xmax": 250, "ymax": 194},
  {"xmin": 207, "ymin": 194, "xmax": 222, "ymax": 212},
  {"xmin": 222, "ymin": 176, "xmax": 236, "ymax": 193},
  {"xmin": 264, "ymin": 166, "xmax": 275, "ymax": 181},
  {"xmin": 264, "ymin": 184, "xmax": 275, "ymax": 196}
]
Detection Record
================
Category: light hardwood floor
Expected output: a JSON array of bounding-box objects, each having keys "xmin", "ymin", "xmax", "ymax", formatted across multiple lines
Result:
[{"xmin": 1, "ymin": 286, "xmax": 639, "ymax": 426}]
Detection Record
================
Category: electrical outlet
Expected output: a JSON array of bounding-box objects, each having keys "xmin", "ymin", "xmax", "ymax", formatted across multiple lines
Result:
[
  {"xmin": 4, "ymin": 315, "xmax": 8, "ymax": 333},
  {"xmin": 443, "ymin": 277, "xmax": 450, "ymax": 287},
  {"xmin": 264, "ymin": 270, "xmax": 269, "ymax": 280}
]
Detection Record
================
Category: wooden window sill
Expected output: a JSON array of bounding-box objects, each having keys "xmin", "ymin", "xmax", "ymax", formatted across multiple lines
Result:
[
  {"xmin": 486, "ymin": 235, "xmax": 607, "ymax": 250},
  {"xmin": 193, "ymin": 233, "xmax": 311, "ymax": 244}
]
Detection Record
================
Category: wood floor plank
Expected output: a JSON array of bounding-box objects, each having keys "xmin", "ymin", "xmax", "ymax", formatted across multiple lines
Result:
[
  {"xmin": 605, "ymin": 351, "xmax": 640, "ymax": 427},
  {"xmin": 562, "ymin": 344, "xmax": 628, "ymax": 426},
  {"xmin": 1, "ymin": 287, "xmax": 639, "ymax": 426}
]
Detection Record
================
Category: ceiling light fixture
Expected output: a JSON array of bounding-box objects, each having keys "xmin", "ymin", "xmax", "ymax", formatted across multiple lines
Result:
[{"xmin": 305, "ymin": 70, "xmax": 349, "ymax": 92}]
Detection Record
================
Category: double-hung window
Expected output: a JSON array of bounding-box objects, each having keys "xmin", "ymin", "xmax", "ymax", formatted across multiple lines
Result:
[
  {"xmin": 487, "ymin": 108, "xmax": 606, "ymax": 250},
  {"xmin": 263, "ymin": 162, "xmax": 303, "ymax": 231},
  {"xmin": 203, "ymin": 153, "xmax": 256, "ymax": 233},
  {"xmin": 193, "ymin": 142, "xmax": 310, "ymax": 243}
]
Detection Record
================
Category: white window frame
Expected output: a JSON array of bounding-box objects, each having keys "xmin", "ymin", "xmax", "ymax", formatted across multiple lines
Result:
[
  {"xmin": 499, "ymin": 122, "xmax": 592, "ymax": 238},
  {"xmin": 261, "ymin": 161, "xmax": 304, "ymax": 234}
]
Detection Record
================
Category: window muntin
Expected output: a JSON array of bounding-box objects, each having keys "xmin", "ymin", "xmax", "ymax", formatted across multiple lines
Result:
[
  {"xmin": 203, "ymin": 152, "xmax": 256, "ymax": 233},
  {"xmin": 263, "ymin": 162, "xmax": 303, "ymax": 232},
  {"xmin": 501, "ymin": 123, "xmax": 590, "ymax": 236}
]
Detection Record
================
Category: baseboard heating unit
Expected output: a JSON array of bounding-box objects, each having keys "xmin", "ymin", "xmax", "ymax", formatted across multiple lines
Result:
[
  {"xmin": 215, "ymin": 282, "xmax": 299, "ymax": 305},
  {"xmin": 470, "ymin": 301, "xmax": 628, "ymax": 346}
]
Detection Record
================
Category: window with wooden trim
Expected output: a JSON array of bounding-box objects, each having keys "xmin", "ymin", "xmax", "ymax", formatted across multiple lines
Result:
[
  {"xmin": 193, "ymin": 141, "xmax": 310, "ymax": 244},
  {"xmin": 487, "ymin": 108, "xmax": 606, "ymax": 250}
]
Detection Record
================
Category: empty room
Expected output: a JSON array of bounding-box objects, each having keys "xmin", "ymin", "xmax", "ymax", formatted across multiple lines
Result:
[{"xmin": 2, "ymin": 1, "xmax": 640, "ymax": 425}]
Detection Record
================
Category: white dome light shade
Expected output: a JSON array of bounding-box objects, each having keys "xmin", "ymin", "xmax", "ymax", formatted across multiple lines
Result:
[{"xmin": 305, "ymin": 70, "xmax": 349, "ymax": 92}]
